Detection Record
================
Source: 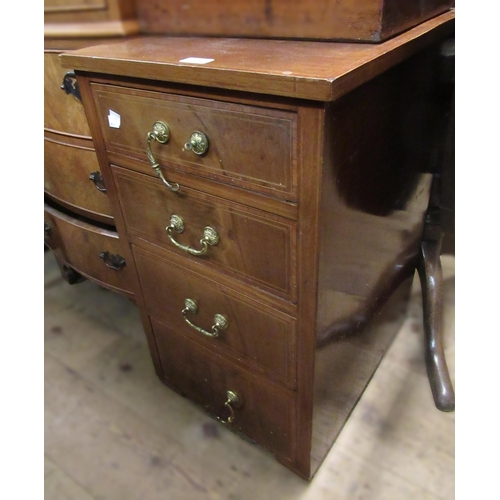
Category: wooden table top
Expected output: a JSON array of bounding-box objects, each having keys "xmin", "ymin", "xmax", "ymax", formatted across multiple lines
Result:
[{"xmin": 60, "ymin": 10, "xmax": 454, "ymax": 101}]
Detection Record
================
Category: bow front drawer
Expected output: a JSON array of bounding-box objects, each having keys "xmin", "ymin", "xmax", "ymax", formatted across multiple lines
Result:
[
  {"xmin": 113, "ymin": 167, "xmax": 297, "ymax": 301},
  {"xmin": 44, "ymin": 137, "xmax": 113, "ymax": 221},
  {"xmin": 44, "ymin": 203, "xmax": 135, "ymax": 296},
  {"xmin": 45, "ymin": 51, "xmax": 91, "ymax": 137},
  {"xmin": 91, "ymin": 83, "xmax": 297, "ymax": 200}
]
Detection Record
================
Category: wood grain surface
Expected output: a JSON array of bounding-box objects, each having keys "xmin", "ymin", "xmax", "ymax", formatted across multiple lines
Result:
[{"xmin": 60, "ymin": 11, "xmax": 455, "ymax": 101}]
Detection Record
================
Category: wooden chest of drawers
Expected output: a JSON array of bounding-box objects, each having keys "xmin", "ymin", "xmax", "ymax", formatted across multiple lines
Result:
[
  {"xmin": 58, "ymin": 12, "xmax": 454, "ymax": 479},
  {"xmin": 44, "ymin": 1, "xmax": 140, "ymax": 295}
]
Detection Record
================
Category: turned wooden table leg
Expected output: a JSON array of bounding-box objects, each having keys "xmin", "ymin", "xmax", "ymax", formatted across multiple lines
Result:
[{"xmin": 417, "ymin": 209, "xmax": 455, "ymax": 412}]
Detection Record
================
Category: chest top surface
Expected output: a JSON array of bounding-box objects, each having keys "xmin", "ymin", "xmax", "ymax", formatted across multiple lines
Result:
[{"xmin": 60, "ymin": 11, "xmax": 454, "ymax": 101}]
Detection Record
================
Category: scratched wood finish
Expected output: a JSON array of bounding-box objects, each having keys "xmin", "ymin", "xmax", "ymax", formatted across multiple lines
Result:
[
  {"xmin": 113, "ymin": 167, "xmax": 297, "ymax": 301},
  {"xmin": 150, "ymin": 317, "xmax": 297, "ymax": 463},
  {"xmin": 61, "ymin": 12, "xmax": 455, "ymax": 102},
  {"xmin": 44, "ymin": 203, "xmax": 135, "ymax": 296},
  {"xmin": 44, "ymin": 135, "xmax": 114, "ymax": 221},
  {"xmin": 92, "ymin": 84, "xmax": 297, "ymax": 200},
  {"xmin": 136, "ymin": 0, "xmax": 453, "ymax": 42},
  {"xmin": 134, "ymin": 246, "xmax": 297, "ymax": 388}
]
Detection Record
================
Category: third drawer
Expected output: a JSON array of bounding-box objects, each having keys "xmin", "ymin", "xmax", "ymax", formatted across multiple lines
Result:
[{"xmin": 134, "ymin": 246, "xmax": 297, "ymax": 388}]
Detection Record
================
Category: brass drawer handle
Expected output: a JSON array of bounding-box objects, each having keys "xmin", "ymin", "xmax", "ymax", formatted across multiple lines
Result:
[
  {"xmin": 166, "ymin": 214, "xmax": 219, "ymax": 256},
  {"xmin": 89, "ymin": 171, "xmax": 107, "ymax": 193},
  {"xmin": 217, "ymin": 390, "xmax": 241, "ymax": 425},
  {"xmin": 184, "ymin": 131, "xmax": 209, "ymax": 156},
  {"xmin": 146, "ymin": 121, "xmax": 180, "ymax": 192},
  {"xmin": 44, "ymin": 223, "xmax": 52, "ymax": 238},
  {"xmin": 99, "ymin": 251, "xmax": 126, "ymax": 271},
  {"xmin": 182, "ymin": 298, "xmax": 228, "ymax": 338}
]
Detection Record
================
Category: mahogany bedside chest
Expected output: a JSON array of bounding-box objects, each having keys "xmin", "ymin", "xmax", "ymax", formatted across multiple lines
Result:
[{"xmin": 49, "ymin": 11, "xmax": 455, "ymax": 480}]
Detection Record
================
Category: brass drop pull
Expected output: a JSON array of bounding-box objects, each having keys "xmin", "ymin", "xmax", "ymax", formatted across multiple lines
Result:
[
  {"xmin": 184, "ymin": 131, "xmax": 209, "ymax": 156},
  {"xmin": 166, "ymin": 214, "xmax": 219, "ymax": 256},
  {"xmin": 146, "ymin": 121, "xmax": 180, "ymax": 192},
  {"xmin": 99, "ymin": 251, "xmax": 126, "ymax": 271},
  {"xmin": 182, "ymin": 298, "xmax": 228, "ymax": 338},
  {"xmin": 217, "ymin": 390, "xmax": 241, "ymax": 425}
]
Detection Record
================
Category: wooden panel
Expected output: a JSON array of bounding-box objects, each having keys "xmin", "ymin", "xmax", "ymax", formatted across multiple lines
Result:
[
  {"xmin": 136, "ymin": 0, "xmax": 453, "ymax": 42},
  {"xmin": 134, "ymin": 246, "xmax": 297, "ymax": 388},
  {"xmin": 151, "ymin": 317, "xmax": 297, "ymax": 463},
  {"xmin": 311, "ymin": 48, "xmax": 440, "ymax": 475},
  {"xmin": 61, "ymin": 12, "xmax": 455, "ymax": 102},
  {"xmin": 44, "ymin": 203, "xmax": 135, "ymax": 295},
  {"xmin": 113, "ymin": 167, "xmax": 297, "ymax": 301},
  {"xmin": 45, "ymin": 0, "xmax": 107, "ymax": 11},
  {"xmin": 44, "ymin": 0, "xmax": 137, "ymax": 24},
  {"xmin": 45, "ymin": 51, "xmax": 91, "ymax": 137},
  {"xmin": 92, "ymin": 84, "xmax": 297, "ymax": 199},
  {"xmin": 44, "ymin": 134, "xmax": 113, "ymax": 221}
]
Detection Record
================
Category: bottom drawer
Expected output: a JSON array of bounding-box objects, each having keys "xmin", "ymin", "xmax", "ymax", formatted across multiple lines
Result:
[
  {"xmin": 151, "ymin": 317, "xmax": 296, "ymax": 463},
  {"xmin": 44, "ymin": 203, "xmax": 135, "ymax": 295}
]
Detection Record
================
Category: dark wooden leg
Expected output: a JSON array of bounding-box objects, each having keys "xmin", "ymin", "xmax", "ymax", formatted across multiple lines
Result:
[{"xmin": 417, "ymin": 209, "xmax": 455, "ymax": 412}]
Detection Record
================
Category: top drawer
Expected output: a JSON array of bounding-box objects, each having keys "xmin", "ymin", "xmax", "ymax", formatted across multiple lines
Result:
[
  {"xmin": 45, "ymin": 51, "xmax": 91, "ymax": 137},
  {"xmin": 91, "ymin": 83, "xmax": 298, "ymax": 200}
]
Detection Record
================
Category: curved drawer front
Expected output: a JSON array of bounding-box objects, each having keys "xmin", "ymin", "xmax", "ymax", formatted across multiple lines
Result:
[
  {"xmin": 114, "ymin": 167, "xmax": 296, "ymax": 301},
  {"xmin": 151, "ymin": 317, "xmax": 296, "ymax": 462},
  {"xmin": 44, "ymin": 204, "xmax": 135, "ymax": 295},
  {"xmin": 135, "ymin": 246, "xmax": 296, "ymax": 388},
  {"xmin": 44, "ymin": 137, "xmax": 113, "ymax": 221},
  {"xmin": 92, "ymin": 83, "xmax": 297, "ymax": 199},
  {"xmin": 44, "ymin": 51, "xmax": 91, "ymax": 137}
]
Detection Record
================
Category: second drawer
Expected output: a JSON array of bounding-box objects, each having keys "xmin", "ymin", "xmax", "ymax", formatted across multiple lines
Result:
[
  {"xmin": 44, "ymin": 136, "xmax": 113, "ymax": 222},
  {"xmin": 114, "ymin": 166, "xmax": 297, "ymax": 301},
  {"xmin": 135, "ymin": 246, "xmax": 297, "ymax": 388}
]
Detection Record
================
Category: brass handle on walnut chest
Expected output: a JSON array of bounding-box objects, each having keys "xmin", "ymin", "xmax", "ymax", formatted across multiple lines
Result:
[
  {"xmin": 146, "ymin": 121, "xmax": 180, "ymax": 192},
  {"xmin": 166, "ymin": 214, "xmax": 219, "ymax": 256},
  {"xmin": 217, "ymin": 390, "xmax": 241, "ymax": 425},
  {"xmin": 181, "ymin": 298, "xmax": 228, "ymax": 338},
  {"xmin": 184, "ymin": 131, "xmax": 209, "ymax": 156}
]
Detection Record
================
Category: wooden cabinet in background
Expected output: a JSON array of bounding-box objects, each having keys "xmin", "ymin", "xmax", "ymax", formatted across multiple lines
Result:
[
  {"xmin": 136, "ymin": 0, "xmax": 453, "ymax": 41},
  {"xmin": 44, "ymin": 0, "xmax": 140, "ymax": 294}
]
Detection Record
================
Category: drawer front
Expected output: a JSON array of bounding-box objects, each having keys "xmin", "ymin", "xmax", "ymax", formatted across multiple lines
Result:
[
  {"xmin": 44, "ymin": 51, "xmax": 91, "ymax": 137},
  {"xmin": 44, "ymin": 204, "xmax": 135, "ymax": 295},
  {"xmin": 44, "ymin": 137, "xmax": 113, "ymax": 220},
  {"xmin": 135, "ymin": 246, "xmax": 296, "ymax": 388},
  {"xmin": 114, "ymin": 167, "xmax": 296, "ymax": 300},
  {"xmin": 92, "ymin": 84, "xmax": 297, "ymax": 199},
  {"xmin": 151, "ymin": 317, "xmax": 296, "ymax": 462}
]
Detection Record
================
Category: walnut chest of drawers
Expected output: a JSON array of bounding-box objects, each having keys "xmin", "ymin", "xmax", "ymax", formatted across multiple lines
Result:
[{"xmin": 58, "ymin": 12, "xmax": 454, "ymax": 480}]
